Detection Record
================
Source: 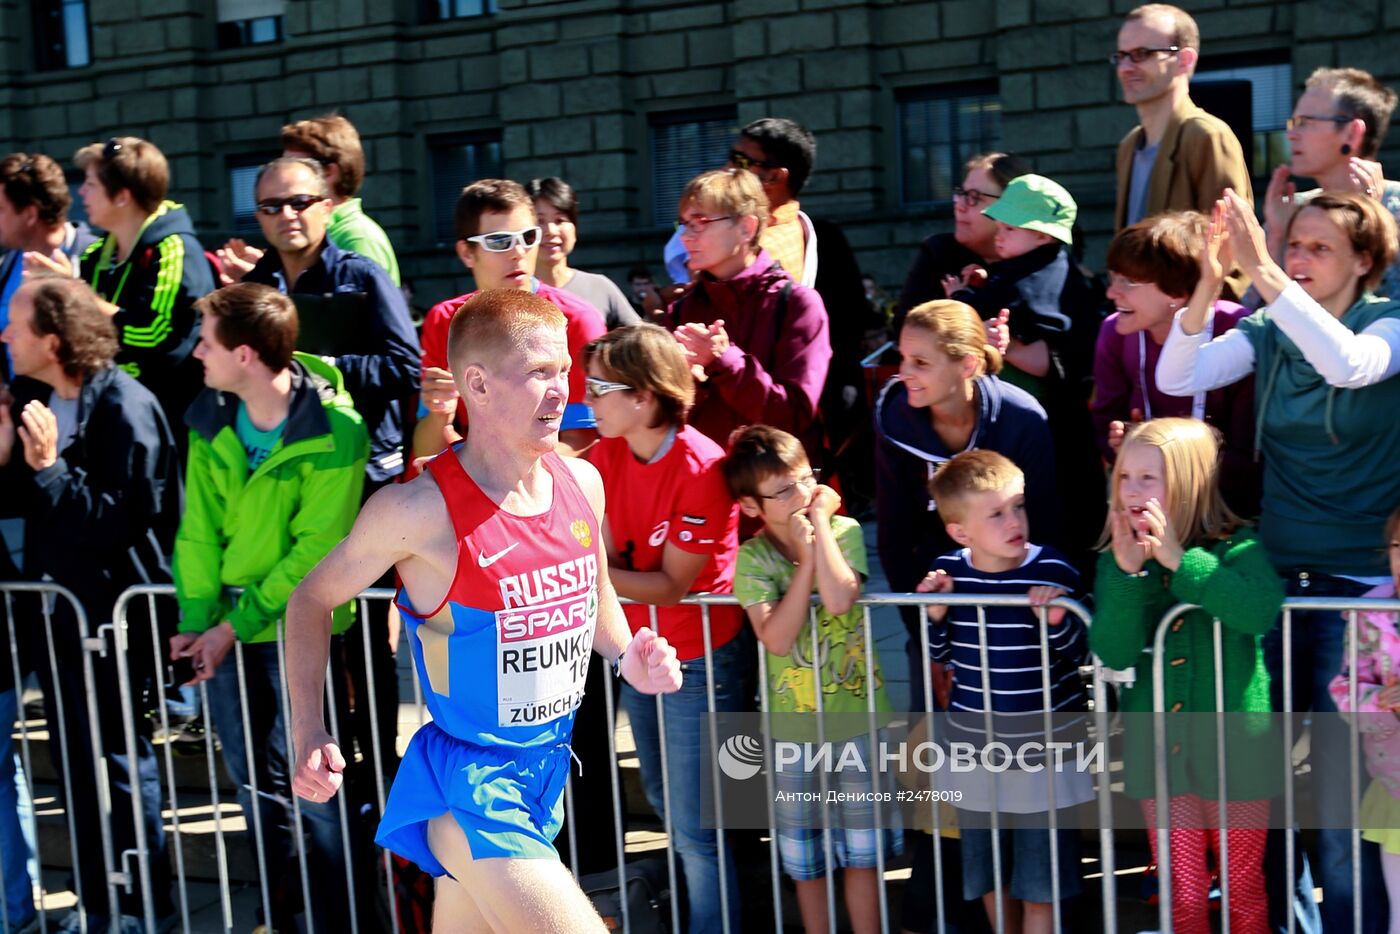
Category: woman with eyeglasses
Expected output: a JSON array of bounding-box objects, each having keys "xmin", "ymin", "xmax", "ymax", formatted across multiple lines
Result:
[
  {"xmin": 1264, "ymin": 68, "xmax": 1400, "ymax": 301},
  {"xmin": 526, "ymin": 176, "xmax": 641, "ymax": 330},
  {"xmin": 73, "ymin": 136, "xmax": 215, "ymax": 429},
  {"xmin": 1093, "ymin": 211, "xmax": 1260, "ymax": 517},
  {"xmin": 668, "ymin": 168, "xmax": 832, "ymax": 476},
  {"xmin": 893, "ymin": 152, "xmax": 1031, "ymax": 328},
  {"xmin": 1158, "ymin": 188, "xmax": 1400, "ymax": 933},
  {"xmin": 583, "ymin": 323, "xmax": 745, "ymax": 934}
]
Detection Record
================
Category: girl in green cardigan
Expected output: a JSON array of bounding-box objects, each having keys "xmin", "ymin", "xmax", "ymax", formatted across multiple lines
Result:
[{"xmin": 1091, "ymin": 418, "xmax": 1284, "ymax": 934}]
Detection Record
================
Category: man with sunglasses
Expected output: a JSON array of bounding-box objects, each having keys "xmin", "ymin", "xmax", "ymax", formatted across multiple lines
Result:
[
  {"xmin": 412, "ymin": 179, "xmax": 605, "ymax": 467},
  {"xmin": 0, "ymin": 152, "xmax": 98, "ymax": 383},
  {"xmin": 242, "ymin": 156, "xmax": 420, "ymax": 488},
  {"xmin": 1113, "ymin": 4, "xmax": 1253, "ymax": 298}
]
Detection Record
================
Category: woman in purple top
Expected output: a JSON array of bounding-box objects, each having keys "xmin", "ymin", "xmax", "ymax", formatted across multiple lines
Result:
[{"xmin": 1094, "ymin": 211, "xmax": 1261, "ymax": 517}]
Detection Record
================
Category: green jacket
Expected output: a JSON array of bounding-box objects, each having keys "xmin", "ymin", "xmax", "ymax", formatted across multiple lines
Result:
[
  {"xmin": 1238, "ymin": 293, "xmax": 1400, "ymax": 576},
  {"xmin": 1090, "ymin": 532, "xmax": 1284, "ymax": 801},
  {"xmin": 174, "ymin": 353, "xmax": 369, "ymax": 642},
  {"xmin": 328, "ymin": 198, "xmax": 401, "ymax": 286}
]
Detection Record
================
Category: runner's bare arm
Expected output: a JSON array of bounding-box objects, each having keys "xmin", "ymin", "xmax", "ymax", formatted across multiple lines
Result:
[
  {"xmin": 287, "ymin": 481, "xmax": 432, "ymax": 798},
  {"xmin": 565, "ymin": 457, "xmax": 682, "ymax": 694}
]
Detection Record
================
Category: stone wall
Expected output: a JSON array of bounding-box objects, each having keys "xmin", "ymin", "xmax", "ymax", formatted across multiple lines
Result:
[{"xmin": 2, "ymin": 0, "xmax": 1397, "ymax": 308}]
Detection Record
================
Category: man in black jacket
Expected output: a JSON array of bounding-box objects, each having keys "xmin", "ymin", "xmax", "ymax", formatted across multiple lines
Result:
[{"xmin": 0, "ymin": 274, "xmax": 179, "ymax": 931}]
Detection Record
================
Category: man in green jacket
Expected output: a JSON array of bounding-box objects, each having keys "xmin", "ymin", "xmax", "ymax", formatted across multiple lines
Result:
[{"xmin": 169, "ymin": 282, "xmax": 368, "ymax": 933}]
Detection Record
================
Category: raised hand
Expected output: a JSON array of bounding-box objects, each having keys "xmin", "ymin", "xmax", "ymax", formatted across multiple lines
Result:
[
  {"xmin": 1140, "ymin": 498, "xmax": 1183, "ymax": 570},
  {"xmin": 807, "ymin": 483, "xmax": 841, "ymax": 521},
  {"xmin": 1220, "ymin": 188, "xmax": 1272, "ymax": 282},
  {"xmin": 984, "ymin": 308, "xmax": 1011, "ymax": 355},
  {"xmin": 420, "ymin": 365, "xmax": 459, "ymax": 416},
  {"xmin": 216, "ymin": 238, "xmax": 263, "ymax": 284},
  {"xmin": 21, "ymin": 249, "xmax": 74, "ymax": 278},
  {"xmin": 1347, "ymin": 157, "xmax": 1386, "ymax": 201},
  {"xmin": 789, "ymin": 510, "xmax": 815, "ymax": 564},
  {"xmin": 618, "ymin": 627, "xmax": 682, "ymax": 695},
  {"xmin": 1110, "ymin": 507, "xmax": 1149, "ymax": 575},
  {"xmin": 1108, "ymin": 407, "xmax": 1145, "ymax": 453},
  {"xmin": 1263, "ymin": 164, "xmax": 1298, "ymax": 242},
  {"xmin": 17, "ymin": 400, "xmax": 58, "ymax": 471}
]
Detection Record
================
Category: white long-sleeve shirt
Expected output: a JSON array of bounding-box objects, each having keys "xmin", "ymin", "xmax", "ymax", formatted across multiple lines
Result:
[{"xmin": 1157, "ymin": 281, "xmax": 1400, "ymax": 394}]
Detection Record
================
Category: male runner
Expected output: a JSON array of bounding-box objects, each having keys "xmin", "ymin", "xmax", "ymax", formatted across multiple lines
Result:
[{"xmin": 286, "ymin": 288, "xmax": 683, "ymax": 933}]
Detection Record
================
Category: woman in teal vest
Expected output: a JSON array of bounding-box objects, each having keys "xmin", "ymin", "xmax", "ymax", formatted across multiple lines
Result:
[{"xmin": 1157, "ymin": 188, "xmax": 1400, "ymax": 932}]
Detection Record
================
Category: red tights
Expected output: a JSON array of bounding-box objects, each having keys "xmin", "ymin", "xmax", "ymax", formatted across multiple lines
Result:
[{"xmin": 1141, "ymin": 795, "xmax": 1270, "ymax": 934}]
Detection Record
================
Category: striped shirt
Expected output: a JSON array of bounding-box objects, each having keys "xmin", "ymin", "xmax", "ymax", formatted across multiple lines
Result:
[{"xmin": 929, "ymin": 545, "xmax": 1087, "ymax": 747}]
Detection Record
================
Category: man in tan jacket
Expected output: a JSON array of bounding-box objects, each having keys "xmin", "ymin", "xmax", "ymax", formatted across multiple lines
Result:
[{"xmin": 1113, "ymin": 4, "xmax": 1253, "ymax": 295}]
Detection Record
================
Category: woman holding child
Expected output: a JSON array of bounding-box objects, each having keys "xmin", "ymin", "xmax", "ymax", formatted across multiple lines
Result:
[
  {"xmin": 1157, "ymin": 188, "xmax": 1400, "ymax": 930},
  {"xmin": 583, "ymin": 323, "xmax": 744, "ymax": 934}
]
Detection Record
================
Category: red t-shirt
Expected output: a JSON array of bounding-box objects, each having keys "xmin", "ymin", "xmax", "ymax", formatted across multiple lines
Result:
[
  {"xmin": 420, "ymin": 279, "xmax": 607, "ymax": 436},
  {"xmin": 589, "ymin": 425, "xmax": 743, "ymax": 661}
]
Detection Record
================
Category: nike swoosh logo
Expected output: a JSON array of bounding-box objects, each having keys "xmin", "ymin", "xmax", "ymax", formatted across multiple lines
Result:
[{"xmin": 477, "ymin": 543, "xmax": 519, "ymax": 568}]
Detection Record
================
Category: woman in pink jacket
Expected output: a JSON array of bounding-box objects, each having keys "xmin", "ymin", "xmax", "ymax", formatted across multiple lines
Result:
[
  {"xmin": 669, "ymin": 169, "xmax": 832, "ymax": 471},
  {"xmin": 1329, "ymin": 504, "xmax": 1400, "ymax": 932}
]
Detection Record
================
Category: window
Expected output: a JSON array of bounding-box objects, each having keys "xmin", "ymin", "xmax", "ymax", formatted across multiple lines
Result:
[
  {"xmin": 217, "ymin": 0, "xmax": 285, "ymax": 48},
  {"xmin": 33, "ymin": 0, "xmax": 91, "ymax": 71},
  {"xmin": 897, "ymin": 84, "xmax": 1001, "ymax": 207},
  {"xmin": 228, "ymin": 158, "xmax": 271, "ymax": 235},
  {"xmin": 428, "ymin": 132, "xmax": 504, "ymax": 242},
  {"xmin": 648, "ymin": 108, "xmax": 737, "ymax": 226},
  {"xmin": 424, "ymin": 0, "xmax": 496, "ymax": 22},
  {"xmin": 1193, "ymin": 62, "xmax": 1292, "ymax": 180}
]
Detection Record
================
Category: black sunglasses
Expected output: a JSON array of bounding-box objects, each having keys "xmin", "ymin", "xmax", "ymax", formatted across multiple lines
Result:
[
  {"xmin": 102, "ymin": 137, "xmax": 123, "ymax": 161},
  {"xmin": 255, "ymin": 194, "xmax": 327, "ymax": 216}
]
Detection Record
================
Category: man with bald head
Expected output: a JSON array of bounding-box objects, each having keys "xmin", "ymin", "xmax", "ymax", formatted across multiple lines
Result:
[{"xmin": 287, "ymin": 289, "xmax": 682, "ymax": 933}]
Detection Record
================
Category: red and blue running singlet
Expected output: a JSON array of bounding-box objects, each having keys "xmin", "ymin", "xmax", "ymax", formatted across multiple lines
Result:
[{"xmin": 396, "ymin": 448, "xmax": 599, "ymax": 749}]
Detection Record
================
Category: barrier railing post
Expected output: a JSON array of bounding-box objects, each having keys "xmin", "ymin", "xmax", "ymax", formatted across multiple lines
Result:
[
  {"xmin": 1150, "ymin": 605, "xmax": 1182, "ymax": 934},
  {"xmin": 356, "ymin": 593, "xmax": 402, "ymax": 934},
  {"xmin": 861, "ymin": 604, "xmax": 890, "ymax": 934},
  {"xmin": 232, "ymin": 640, "xmax": 275, "ymax": 929},
  {"xmin": 2, "ymin": 589, "xmax": 46, "ymax": 934}
]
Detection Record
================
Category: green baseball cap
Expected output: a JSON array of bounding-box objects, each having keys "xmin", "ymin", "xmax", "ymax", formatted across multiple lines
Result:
[{"xmin": 981, "ymin": 174, "xmax": 1077, "ymax": 246}]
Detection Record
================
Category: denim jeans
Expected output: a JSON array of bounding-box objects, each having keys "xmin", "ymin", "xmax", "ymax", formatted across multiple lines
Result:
[
  {"xmin": 0, "ymin": 689, "xmax": 35, "ymax": 929},
  {"xmin": 206, "ymin": 640, "xmax": 350, "ymax": 930},
  {"xmin": 621, "ymin": 636, "xmax": 745, "ymax": 934},
  {"xmin": 1262, "ymin": 571, "xmax": 1389, "ymax": 934}
]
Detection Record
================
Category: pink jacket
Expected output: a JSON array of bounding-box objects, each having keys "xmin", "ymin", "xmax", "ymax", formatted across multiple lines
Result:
[{"xmin": 1328, "ymin": 582, "xmax": 1400, "ymax": 796}]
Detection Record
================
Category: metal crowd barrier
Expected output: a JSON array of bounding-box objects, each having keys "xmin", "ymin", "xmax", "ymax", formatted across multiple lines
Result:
[{"xmin": 0, "ymin": 582, "xmax": 1392, "ymax": 933}]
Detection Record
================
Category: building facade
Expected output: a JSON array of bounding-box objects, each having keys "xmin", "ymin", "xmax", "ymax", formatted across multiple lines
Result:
[{"xmin": 2, "ymin": 0, "xmax": 1397, "ymax": 304}]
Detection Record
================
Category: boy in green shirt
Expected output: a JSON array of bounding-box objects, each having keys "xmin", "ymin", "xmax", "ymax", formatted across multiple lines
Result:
[{"xmin": 725, "ymin": 425, "xmax": 899, "ymax": 934}]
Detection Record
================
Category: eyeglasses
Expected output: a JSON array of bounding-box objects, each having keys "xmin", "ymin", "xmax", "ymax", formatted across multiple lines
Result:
[
  {"xmin": 676, "ymin": 215, "xmax": 735, "ymax": 236},
  {"xmin": 729, "ymin": 149, "xmax": 780, "ymax": 172},
  {"xmin": 466, "ymin": 226, "xmax": 542, "ymax": 253},
  {"xmin": 256, "ymin": 194, "xmax": 327, "ymax": 216},
  {"xmin": 1285, "ymin": 114, "xmax": 1352, "ymax": 132},
  {"xmin": 952, "ymin": 186, "xmax": 1000, "ymax": 208},
  {"xmin": 1108, "ymin": 272, "xmax": 1147, "ymax": 290},
  {"xmin": 584, "ymin": 376, "xmax": 632, "ymax": 400},
  {"xmin": 1109, "ymin": 46, "xmax": 1180, "ymax": 66},
  {"xmin": 759, "ymin": 472, "xmax": 819, "ymax": 502},
  {"xmin": 102, "ymin": 138, "xmax": 123, "ymax": 161}
]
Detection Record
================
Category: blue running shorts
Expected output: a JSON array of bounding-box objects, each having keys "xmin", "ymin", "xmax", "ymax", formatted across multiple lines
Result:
[{"xmin": 376, "ymin": 721, "xmax": 573, "ymax": 875}]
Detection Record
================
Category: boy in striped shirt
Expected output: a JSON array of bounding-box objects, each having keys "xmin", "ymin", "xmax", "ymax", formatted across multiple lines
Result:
[{"xmin": 917, "ymin": 449, "xmax": 1090, "ymax": 930}]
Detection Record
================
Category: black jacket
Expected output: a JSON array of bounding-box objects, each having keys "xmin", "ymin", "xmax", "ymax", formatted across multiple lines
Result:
[
  {"xmin": 80, "ymin": 202, "xmax": 214, "ymax": 428},
  {"xmin": 2, "ymin": 366, "xmax": 181, "ymax": 639},
  {"xmin": 245, "ymin": 239, "xmax": 421, "ymax": 483}
]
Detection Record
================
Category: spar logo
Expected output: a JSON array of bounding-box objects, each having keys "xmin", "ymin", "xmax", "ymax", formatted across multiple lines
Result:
[{"xmin": 718, "ymin": 734, "xmax": 764, "ymax": 780}]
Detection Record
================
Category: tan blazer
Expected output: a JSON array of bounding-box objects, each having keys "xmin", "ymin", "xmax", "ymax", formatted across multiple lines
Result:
[{"xmin": 1115, "ymin": 95, "xmax": 1254, "ymax": 298}]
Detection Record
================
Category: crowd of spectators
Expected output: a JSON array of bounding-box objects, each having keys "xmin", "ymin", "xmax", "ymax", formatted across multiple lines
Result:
[{"xmin": 1, "ymin": 2, "xmax": 1399, "ymax": 931}]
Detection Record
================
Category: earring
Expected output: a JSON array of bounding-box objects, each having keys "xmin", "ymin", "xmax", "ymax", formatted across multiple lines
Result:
[{"xmin": 1341, "ymin": 143, "xmax": 1352, "ymax": 156}]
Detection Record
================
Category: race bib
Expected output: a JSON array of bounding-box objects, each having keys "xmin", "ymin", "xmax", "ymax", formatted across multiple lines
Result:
[{"xmin": 495, "ymin": 587, "xmax": 597, "ymax": 727}]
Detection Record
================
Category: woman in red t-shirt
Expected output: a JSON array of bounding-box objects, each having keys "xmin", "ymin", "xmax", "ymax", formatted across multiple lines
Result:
[{"xmin": 585, "ymin": 323, "xmax": 745, "ymax": 933}]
